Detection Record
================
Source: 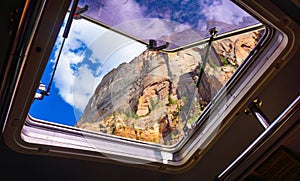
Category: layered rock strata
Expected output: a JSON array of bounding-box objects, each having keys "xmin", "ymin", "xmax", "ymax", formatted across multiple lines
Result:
[{"xmin": 76, "ymin": 30, "xmax": 263, "ymax": 145}]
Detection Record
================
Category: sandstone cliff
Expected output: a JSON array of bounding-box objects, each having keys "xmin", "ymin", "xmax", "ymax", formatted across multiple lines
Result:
[{"xmin": 76, "ymin": 30, "xmax": 263, "ymax": 146}]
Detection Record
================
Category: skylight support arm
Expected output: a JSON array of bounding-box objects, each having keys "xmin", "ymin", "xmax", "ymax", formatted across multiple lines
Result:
[
  {"xmin": 46, "ymin": 38, "xmax": 66, "ymax": 93},
  {"xmin": 34, "ymin": 0, "xmax": 79, "ymax": 100},
  {"xmin": 183, "ymin": 27, "xmax": 218, "ymax": 134},
  {"xmin": 196, "ymin": 27, "xmax": 218, "ymax": 88},
  {"xmin": 63, "ymin": 0, "xmax": 79, "ymax": 38}
]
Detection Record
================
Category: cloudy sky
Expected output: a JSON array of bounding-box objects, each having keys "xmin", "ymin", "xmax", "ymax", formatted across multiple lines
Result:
[
  {"xmin": 29, "ymin": 13, "xmax": 146, "ymax": 125},
  {"xmin": 29, "ymin": 0, "xmax": 258, "ymax": 126},
  {"xmin": 81, "ymin": 0, "xmax": 258, "ymax": 49}
]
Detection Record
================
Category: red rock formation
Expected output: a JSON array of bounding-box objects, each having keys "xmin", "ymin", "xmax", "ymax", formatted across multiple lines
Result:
[{"xmin": 76, "ymin": 30, "xmax": 263, "ymax": 146}]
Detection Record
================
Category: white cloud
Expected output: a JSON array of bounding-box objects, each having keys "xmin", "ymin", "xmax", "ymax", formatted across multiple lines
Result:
[
  {"xmin": 105, "ymin": 0, "xmax": 145, "ymax": 25},
  {"xmin": 83, "ymin": 0, "xmax": 145, "ymax": 27},
  {"xmin": 83, "ymin": 0, "xmax": 193, "ymax": 45},
  {"xmin": 51, "ymin": 15, "xmax": 145, "ymax": 113},
  {"xmin": 116, "ymin": 18, "xmax": 192, "ymax": 41},
  {"xmin": 198, "ymin": 0, "xmax": 257, "ymax": 31}
]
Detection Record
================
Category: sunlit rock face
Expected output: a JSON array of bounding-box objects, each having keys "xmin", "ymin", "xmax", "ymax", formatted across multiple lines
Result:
[{"xmin": 76, "ymin": 30, "xmax": 262, "ymax": 145}]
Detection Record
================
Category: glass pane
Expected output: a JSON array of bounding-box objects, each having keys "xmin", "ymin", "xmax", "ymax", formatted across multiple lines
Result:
[
  {"xmin": 77, "ymin": 0, "xmax": 260, "ymax": 50},
  {"xmin": 29, "ymin": 3, "xmax": 265, "ymax": 147}
]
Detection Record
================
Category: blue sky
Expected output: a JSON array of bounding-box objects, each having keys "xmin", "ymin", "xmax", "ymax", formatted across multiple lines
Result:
[
  {"xmin": 29, "ymin": 0, "xmax": 257, "ymax": 126},
  {"xmin": 29, "ymin": 13, "xmax": 146, "ymax": 126}
]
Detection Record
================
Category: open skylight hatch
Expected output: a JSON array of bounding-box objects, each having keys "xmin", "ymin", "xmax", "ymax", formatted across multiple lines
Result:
[
  {"xmin": 75, "ymin": 0, "xmax": 264, "ymax": 52},
  {"xmin": 8, "ymin": 0, "xmax": 286, "ymax": 172}
]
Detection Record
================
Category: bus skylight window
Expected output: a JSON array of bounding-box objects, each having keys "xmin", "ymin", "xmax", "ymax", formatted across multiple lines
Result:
[{"xmin": 29, "ymin": 0, "xmax": 265, "ymax": 148}]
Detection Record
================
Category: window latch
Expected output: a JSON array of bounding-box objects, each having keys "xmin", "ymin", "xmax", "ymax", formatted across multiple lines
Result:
[
  {"xmin": 147, "ymin": 39, "xmax": 169, "ymax": 51},
  {"xmin": 244, "ymin": 98, "xmax": 272, "ymax": 129}
]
